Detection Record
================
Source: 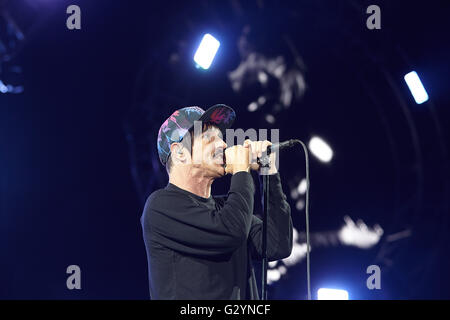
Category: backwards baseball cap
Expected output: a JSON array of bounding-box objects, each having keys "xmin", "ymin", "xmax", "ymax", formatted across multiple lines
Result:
[{"xmin": 157, "ymin": 104, "xmax": 236, "ymax": 166}]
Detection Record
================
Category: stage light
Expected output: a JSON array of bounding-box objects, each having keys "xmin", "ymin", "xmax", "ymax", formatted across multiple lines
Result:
[
  {"xmin": 193, "ymin": 34, "xmax": 220, "ymax": 70},
  {"xmin": 317, "ymin": 288, "xmax": 349, "ymax": 300},
  {"xmin": 257, "ymin": 96, "xmax": 266, "ymax": 105},
  {"xmin": 0, "ymin": 80, "xmax": 24, "ymax": 94},
  {"xmin": 404, "ymin": 71, "xmax": 429, "ymax": 104},
  {"xmin": 267, "ymin": 269, "xmax": 281, "ymax": 284},
  {"xmin": 295, "ymin": 199, "xmax": 305, "ymax": 211},
  {"xmin": 278, "ymin": 266, "xmax": 287, "ymax": 275},
  {"xmin": 308, "ymin": 136, "xmax": 333, "ymax": 163},
  {"xmin": 265, "ymin": 114, "xmax": 275, "ymax": 124},
  {"xmin": 248, "ymin": 102, "xmax": 258, "ymax": 112},
  {"xmin": 0, "ymin": 80, "xmax": 8, "ymax": 93},
  {"xmin": 258, "ymin": 71, "xmax": 268, "ymax": 85},
  {"xmin": 290, "ymin": 188, "xmax": 299, "ymax": 199},
  {"xmin": 338, "ymin": 215, "xmax": 384, "ymax": 249},
  {"xmin": 297, "ymin": 178, "xmax": 307, "ymax": 195}
]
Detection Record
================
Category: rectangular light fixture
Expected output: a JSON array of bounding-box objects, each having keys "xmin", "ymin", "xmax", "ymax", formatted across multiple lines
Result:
[
  {"xmin": 404, "ymin": 71, "xmax": 429, "ymax": 104},
  {"xmin": 317, "ymin": 288, "xmax": 349, "ymax": 300},
  {"xmin": 193, "ymin": 34, "xmax": 220, "ymax": 70}
]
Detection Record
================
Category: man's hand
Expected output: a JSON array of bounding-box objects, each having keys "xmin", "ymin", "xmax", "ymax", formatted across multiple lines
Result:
[
  {"xmin": 244, "ymin": 139, "xmax": 278, "ymax": 175},
  {"xmin": 224, "ymin": 144, "xmax": 250, "ymax": 175}
]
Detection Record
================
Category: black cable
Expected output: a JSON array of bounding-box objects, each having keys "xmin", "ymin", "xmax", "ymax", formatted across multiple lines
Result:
[
  {"xmin": 258, "ymin": 138, "xmax": 311, "ymax": 300},
  {"xmin": 295, "ymin": 139, "xmax": 311, "ymax": 300},
  {"xmin": 261, "ymin": 174, "xmax": 269, "ymax": 300}
]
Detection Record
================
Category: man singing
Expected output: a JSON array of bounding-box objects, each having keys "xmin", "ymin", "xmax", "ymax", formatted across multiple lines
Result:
[{"xmin": 141, "ymin": 104, "xmax": 293, "ymax": 299}]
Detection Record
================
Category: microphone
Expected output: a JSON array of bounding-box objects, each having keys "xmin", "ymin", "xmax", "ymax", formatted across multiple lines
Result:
[
  {"xmin": 266, "ymin": 139, "xmax": 301, "ymax": 154},
  {"xmin": 257, "ymin": 139, "xmax": 300, "ymax": 167},
  {"xmin": 222, "ymin": 139, "xmax": 301, "ymax": 168}
]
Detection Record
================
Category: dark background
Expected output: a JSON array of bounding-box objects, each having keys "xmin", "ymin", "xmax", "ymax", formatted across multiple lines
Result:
[{"xmin": 1, "ymin": 0, "xmax": 449, "ymax": 299}]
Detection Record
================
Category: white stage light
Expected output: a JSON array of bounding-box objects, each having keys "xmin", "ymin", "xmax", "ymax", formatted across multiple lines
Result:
[
  {"xmin": 317, "ymin": 288, "xmax": 349, "ymax": 300},
  {"xmin": 308, "ymin": 136, "xmax": 333, "ymax": 163},
  {"xmin": 193, "ymin": 34, "xmax": 220, "ymax": 70},
  {"xmin": 265, "ymin": 114, "xmax": 275, "ymax": 124},
  {"xmin": 297, "ymin": 178, "xmax": 307, "ymax": 195},
  {"xmin": 248, "ymin": 102, "xmax": 258, "ymax": 112},
  {"xmin": 295, "ymin": 199, "xmax": 305, "ymax": 211},
  {"xmin": 404, "ymin": 71, "xmax": 429, "ymax": 104}
]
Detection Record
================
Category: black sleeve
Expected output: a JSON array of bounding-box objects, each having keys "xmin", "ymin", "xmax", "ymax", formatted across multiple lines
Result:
[
  {"xmin": 142, "ymin": 171, "xmax": 255, "ymax": 257},
  {"xmin": 248, "ymin": 173, "xmax": 293, "ymax": 261}
]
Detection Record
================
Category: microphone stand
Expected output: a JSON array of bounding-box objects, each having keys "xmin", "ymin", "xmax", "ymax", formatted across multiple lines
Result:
[
  {"xmin": 256, "ymin": 139, "xmax": 311, "ymax": 300},
  {"xmin": 258, "ymin": 155, "xmax": 271, "ymax": 300}
]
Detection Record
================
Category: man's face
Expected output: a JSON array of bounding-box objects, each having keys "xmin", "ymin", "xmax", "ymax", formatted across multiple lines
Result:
[{"xmin": 191, "ymin": 126, "xmax": 227, "ymax": 178}]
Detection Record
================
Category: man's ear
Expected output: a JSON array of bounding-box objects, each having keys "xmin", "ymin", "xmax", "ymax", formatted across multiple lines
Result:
[{"xmin": 170, "ymin": 143, "xmax": 187, "ymax": 164}]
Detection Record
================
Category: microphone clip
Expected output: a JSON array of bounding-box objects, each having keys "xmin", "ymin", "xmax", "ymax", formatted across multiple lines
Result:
[{"xmin": 257, "ymin": 154, "xmax": 271, "ymax": 168}]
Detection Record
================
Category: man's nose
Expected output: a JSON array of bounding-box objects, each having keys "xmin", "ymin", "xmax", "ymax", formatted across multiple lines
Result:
[{"xmin": 216, "ymin": 140, "xmax": 227, "ymax": 150}]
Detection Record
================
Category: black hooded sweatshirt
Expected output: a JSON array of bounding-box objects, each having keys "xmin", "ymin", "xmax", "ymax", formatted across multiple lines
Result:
[{"xmin": 141, "ymin": 171, "xmax": 293, "ymax": 300}]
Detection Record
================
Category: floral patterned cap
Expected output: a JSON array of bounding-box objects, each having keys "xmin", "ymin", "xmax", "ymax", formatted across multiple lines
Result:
[{"xmin": 157, "ymin": 104, "xmax": 236, "ymax": 166}]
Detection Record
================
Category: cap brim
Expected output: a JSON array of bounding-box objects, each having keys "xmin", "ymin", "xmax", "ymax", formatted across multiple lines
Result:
[{"xmin": 198, "ymin": 104, "xmax": 236, "ymax": 134}]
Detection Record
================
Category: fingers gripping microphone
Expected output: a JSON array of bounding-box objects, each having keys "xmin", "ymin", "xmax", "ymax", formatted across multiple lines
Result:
[{"xmin": 223, "ymin": 139, "xmax": 301, "ymax": 168}]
